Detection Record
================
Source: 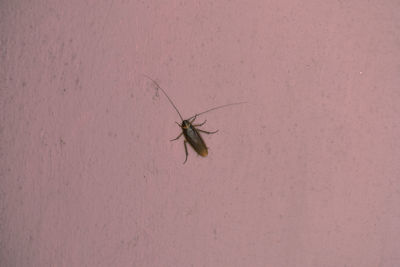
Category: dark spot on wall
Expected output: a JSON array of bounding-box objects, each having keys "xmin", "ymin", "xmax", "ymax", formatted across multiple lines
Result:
[{"xmin": 59, "ymin": 138, "xmax": 66, "ymax": 146}]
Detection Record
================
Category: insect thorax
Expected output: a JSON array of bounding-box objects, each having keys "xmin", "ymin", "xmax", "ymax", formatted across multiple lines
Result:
[{"xmin": 182, "ymin": 120, "xmax": 191, "ymax": 129}]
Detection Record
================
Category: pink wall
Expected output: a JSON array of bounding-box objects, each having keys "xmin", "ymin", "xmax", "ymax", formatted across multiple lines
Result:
[{"xmin": 1, "ymin": 0, "xmax": 400, "ymax": 266}]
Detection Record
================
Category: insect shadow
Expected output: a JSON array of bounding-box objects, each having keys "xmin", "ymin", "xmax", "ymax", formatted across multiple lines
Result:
[{"xmin": 144, "ymin": 75, "xmax": 245, "ymax": 164}]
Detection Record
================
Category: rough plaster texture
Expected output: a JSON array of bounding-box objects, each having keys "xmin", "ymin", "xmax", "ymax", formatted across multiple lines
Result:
[{"xmin": 1, "ymin": 0, "xmax": 400, "ymax": 266}]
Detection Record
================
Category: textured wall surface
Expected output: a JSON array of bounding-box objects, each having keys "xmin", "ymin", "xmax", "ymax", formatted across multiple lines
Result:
[{"xmin": 1, "ymin": 1, "xmax": 400, "ymax": 266}]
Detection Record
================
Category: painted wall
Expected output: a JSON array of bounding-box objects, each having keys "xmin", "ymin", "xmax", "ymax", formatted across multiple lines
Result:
[{"xmin": 1, "ymin": 1, "xmax": 400, "ymax": 266}]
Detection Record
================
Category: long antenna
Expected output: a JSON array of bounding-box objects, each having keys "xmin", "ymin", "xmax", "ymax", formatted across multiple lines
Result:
[
  {"xmin": 187, "ymin": 102, "xmax": 247, "ymax": 121},
  {"xmin": 143, "ymin": 74, "xmax": 183, "ymax": 121}
]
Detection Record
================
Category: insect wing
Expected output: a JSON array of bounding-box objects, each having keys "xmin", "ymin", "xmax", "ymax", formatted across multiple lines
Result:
[{"xmin": 184, "ymin": 126, "xmax": 208, "ymax": 157}]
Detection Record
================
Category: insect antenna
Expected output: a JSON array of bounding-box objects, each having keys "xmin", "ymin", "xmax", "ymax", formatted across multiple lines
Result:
[
  {"xmin": 143, "ymin": 74, "xmax": 184, "ymax": 121},
  {"xmin": 187, "ymin": 102, "xmax": 247, "ymax": 121}
]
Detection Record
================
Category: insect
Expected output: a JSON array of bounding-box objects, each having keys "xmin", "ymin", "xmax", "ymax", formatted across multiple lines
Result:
[{"xmin": 144, "ymin": 75, "xmax": 245, "ymax": 164}]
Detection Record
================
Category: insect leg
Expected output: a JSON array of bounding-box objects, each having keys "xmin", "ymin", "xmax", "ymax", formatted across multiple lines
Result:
[
  {"xmin": 183, "ymin": 140, "xmax": 189, "ymax": 164},
  {"xmin": 170, "ymin": 132, "xmax": 183, "ymax": 141},
  {"xmin": 198, "ymin": 129, "xmax": 219, "ymax": 134},
  {"xmin": 193, "ymin": 119, "xmax": 207, "ymax": 127},
  {"xmin": 190, "ymin": 115, "xmax": 197, "ymax": 123}
]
